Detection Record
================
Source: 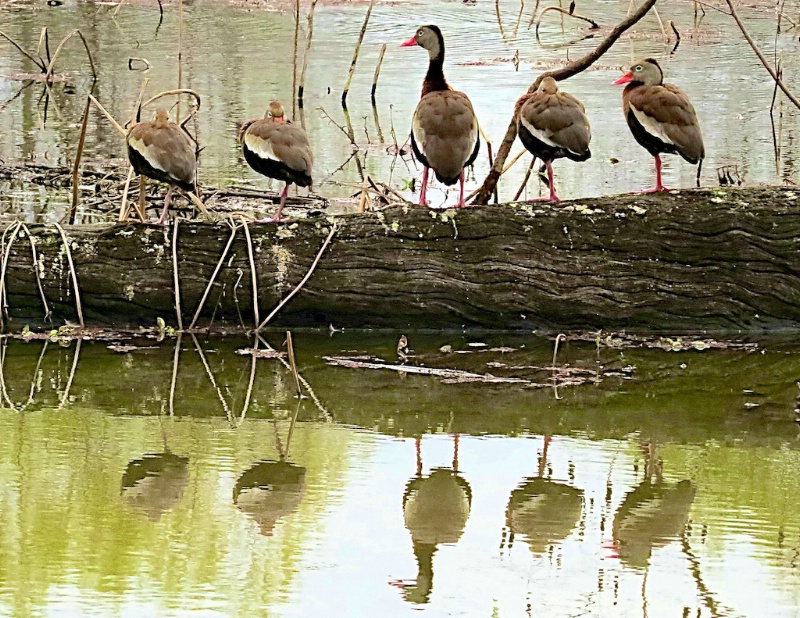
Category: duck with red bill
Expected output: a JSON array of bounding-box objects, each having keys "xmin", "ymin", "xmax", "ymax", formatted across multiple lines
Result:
[{"xmin": 613, "ymin": 58, "xmax": 704, "ymax": 192}]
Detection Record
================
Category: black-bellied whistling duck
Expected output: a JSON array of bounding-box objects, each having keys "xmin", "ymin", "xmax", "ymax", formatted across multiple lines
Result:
[
  {"xmin": 121, "ymin": 451, "xmax": 189, "ymax": 522},
  {"xmin": 614, "ymin": 58, "xmax": 704, "ymax": 192},
  {"xmin": 401, "ymin": 25, "xmax": 480, "ymax": 208},
  {"xmin": 516, "ymin": 77, "xmax": 591, "ymax": 202},
  {"xmin": 240, "ymin": 100, "xmax": 313, "ymax": 222},
  {"xmin": 126, "ymin": 108, "xmax": 197, "ymax": 225},
  {"xmin": 233, "ymin": 460, "xmax": 306, "ymax": 537}
]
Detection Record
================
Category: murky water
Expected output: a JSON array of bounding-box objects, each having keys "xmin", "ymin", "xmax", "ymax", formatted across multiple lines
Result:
[
  {"xmin": 0, "ymin": 0, "xmax": 799, "ymax": 218},
  {"xmin": 0, "ymin": 332, "xmax": 799, "ymax": 616}
]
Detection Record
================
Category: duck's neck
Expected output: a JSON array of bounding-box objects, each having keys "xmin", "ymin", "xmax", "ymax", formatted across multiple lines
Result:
[{"xmin": 422, "ymin": 40, "xmax": 448, "ymax": 96}]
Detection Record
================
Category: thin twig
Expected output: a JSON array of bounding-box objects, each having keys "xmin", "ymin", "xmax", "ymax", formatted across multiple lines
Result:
[
  {"xmin": 19, "ymin": 224, "xmax": 50, "ymax": 322},
  {"xmin": 53, "ymin": 223, "xmax": 84, "ymax": 328},
  {"xmin": 242, "ymin": 222, "xmax": 260, "ymax": 329},
  {"xmin": 45, "ymin": 30, "xmax": 97, "ymax": 82},
  {"xmin": 341, "ymin": 0, "xmax": 376, "ymax": 108},
  {"xmin": 0, "ymin": 31, "xmax": 46, "ymax": 71},
  {"xmin": 256, "ymin": 223, "xmax": 338, "ymax": 331},
  {"xmin": 177, "ymin": 0, "xmax": 183, "ymax": 119},
  {"xmin": 189, "ymin": 225, "xmax": 239, "ymax": 330},
  {"xmin": 238, "ymin": 335, "xmax": 259, "ymax": 425},
  {"xmin": 172, "ymin": 218, "xmax": 183, "ymax": 330}
]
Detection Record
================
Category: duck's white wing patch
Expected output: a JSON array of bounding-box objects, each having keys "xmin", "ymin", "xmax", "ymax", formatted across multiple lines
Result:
[
  {"xmin": 128, "ymin": 136, "xmax": 168, "ymax": 173},
  {"xmin": 519, "ymin": 116, "xmax": 560, "ymax": 148},
  {"xmin": 244, "ymin": 133, "xmax": 280, "ymax": 162},
  {"xmin": 631, "ymin": 106, "xmax": 674, "ymax": 145}
]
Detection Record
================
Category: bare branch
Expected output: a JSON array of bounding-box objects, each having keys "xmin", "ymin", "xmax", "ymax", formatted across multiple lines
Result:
[{"xmin": 725, "ymin": 0, "xmax": 800, "ymax": 111}]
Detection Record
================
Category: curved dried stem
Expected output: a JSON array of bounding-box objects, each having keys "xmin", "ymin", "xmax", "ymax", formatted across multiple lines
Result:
[
  {"xmin": 89, "ymin": 94, "xmax": 127, "ymax": 136},
  {"xmin": 142, "ymin": 89, "xmax": 201, "ymax": 115},
  {"xmin": 535, "ymin": 5, "xmax": 600, "ymax": 35}
]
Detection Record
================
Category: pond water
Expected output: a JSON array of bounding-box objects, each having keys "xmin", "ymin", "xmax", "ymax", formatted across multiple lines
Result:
[
  {"xmin": 0, "ymin": 0, "xmax": 799, "ymax": 219},
  {"xmin": 0, "ymin": 332, "xmax": 799, "ymax": 617}
]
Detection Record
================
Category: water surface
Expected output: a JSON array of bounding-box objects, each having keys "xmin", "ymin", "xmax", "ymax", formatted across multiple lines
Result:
[{"xmin": 0, "ymin": 333, "xmax": 799, "ymax": 616}]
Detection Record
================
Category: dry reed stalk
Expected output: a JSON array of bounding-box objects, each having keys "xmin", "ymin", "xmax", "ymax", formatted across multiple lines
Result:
[
  {"xmin": 137, "ymin": 175, "xmax": 147, "ymax": 221},
  {"xmin": 534, "ymin": 5, "xmax": 600, "ymax": 35},
  {"xmin": 513, "ymin": 156, "xmax": 536, "ymax": 201},
  {"xmin": 0, "ymin": 222, "xmax": 22, "ymax": 327},
  {"xmin": 285, "ymin": 331, "xmax": 302, "ymax": 396},
  {"xmin": 191, "ymin": 333, "xmax": 233, "ymax": 422},
  {"xmin": 172, "ymin": 218, "xmax": 184, "ymax": 330},
  {"xmin": 284, "ymin": 400, "xmax": 302, "ymax": 456},
  {"xmin": 68, "ymin": 95, "xmax": 92, "ymax": 225},
  {"xmin": 119, "ymin": 165, "xmax": 136, "ymax": 221},
  {"xmin": 238, "ymin": 336, "xmax": 259, "ymax": 424},
  {"xmin": 53, "ymin": 223, "xmax": 84, "ymax": 327},
  {"xmin": 127, "ymin": 76, "xmax": 150, "ymax": 127},
  {"xmin": 169, "ymin": 333, "xmax": 182, "ymax": 415},
  {"xmin": 292, "ymin": 0, "xmax": 300, "ymax": 118},
  {"xmin": 256, "ymin": 223, "xmax": 338, "ymax": 331},
  {"xmin": 58, "ymin": 337, "xmax": 82, "ymax": 408},
  {"xmin": 177, "ymin": 0, "xmax": 184, "ymax": 119},
  {"xmin": 496, "ymin": 0, "xmax": 506, "ymax": 39},
  {"xmin": 188, "ymin": 225, "xmax": 239, "ymax": 330},
  {"xmin": 242, "ymin": 222, "xmax": 260, "ymax": 328},
  {"xmin": 501, "ymin": 149, "xmax": 526, "ymax": 174},
  {"xmin": 298, "ymin": 0, "xmax": 320, "ymax": 108},
  {"xmin": 89, "ymin": 95, "xmax": 127, "ymax": 136},
  {"xmin": 371, "ymin": 43, "xmax": 387, "ymax": 104},
  {"xmin": 341, "ymin": 0, "xmax": 376, "ymax": 108}
]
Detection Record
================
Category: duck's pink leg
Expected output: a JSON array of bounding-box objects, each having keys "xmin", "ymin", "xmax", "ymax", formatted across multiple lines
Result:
[
  {"xmin": 156, "ymin": 185, "xmax": 173, "ymax": 225},
  {"xmin": 419, "ymin": 167, "xmax": 429, "ymax": 207},
  {"xmin": 637, "ymin": 154, "xmax": 669, "ymax": 193},
  {"xmin": 546, "ymin": 161, "xmax": 560, "ymax": 202},
  {"xmin": 260, "ymin": 184, "xmax": 291, "ymax": 223},
  {"xmin": 456, "ymin": 169, "xmax": 466, "ymax": 208}
]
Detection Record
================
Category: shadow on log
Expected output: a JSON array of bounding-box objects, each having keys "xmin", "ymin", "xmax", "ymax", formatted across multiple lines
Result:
[{"xmin": 3, "ymin": 186, "xmax": 800, "ymax": 332}]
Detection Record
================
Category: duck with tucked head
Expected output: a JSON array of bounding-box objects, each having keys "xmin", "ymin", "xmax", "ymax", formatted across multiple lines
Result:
[
  {"xmin": 614, "ymin": 58, "xmax": 704, "ymax": 193},
  {"xmin": 126, "ymin": 108, "xmax": 197, "ymax": 225},
  {"xmin": 240, "ymin": 100, "xmax": 313, "ymax": 222},
  {"xmin": 401, "ymin": 25, "xmax": 480, "ymax": 208},
  {"xmin": 516, "ymin": 77, "xmax": 592, "ymax": 202}
]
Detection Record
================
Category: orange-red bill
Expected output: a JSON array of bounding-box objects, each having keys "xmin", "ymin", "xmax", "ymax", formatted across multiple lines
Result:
[
  {"xmin": 400, "ymin": 35, "xmax": 417, "ymax": 47},
  {"xmin": 613, "ymin": 72, "xmax": 633, "ymax": 85}
]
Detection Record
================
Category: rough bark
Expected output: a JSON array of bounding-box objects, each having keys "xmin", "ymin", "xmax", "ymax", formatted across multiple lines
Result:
[{"xmin": 3, "ymin": 186, "xmax": 800, "ymax": 333}]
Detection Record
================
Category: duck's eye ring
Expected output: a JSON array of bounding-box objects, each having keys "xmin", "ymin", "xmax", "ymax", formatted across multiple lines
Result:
[
  {"xmin": 417, "ymin": 29, "xmax": 424, "ymax": 36},
  {"xmin": 634, "ymin": 65, "xmax": 642, "ymax": 71}
]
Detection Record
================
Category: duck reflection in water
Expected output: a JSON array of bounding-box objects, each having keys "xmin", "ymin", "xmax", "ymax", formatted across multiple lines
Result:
[
  {"xmin": 233, "ymin": 460, "xmax": 306, "ymax": 536},
  {"xmin": 504, "ymin": 436, "xmax": 584, "ymax": 555},
  {"xmin": 390, "ymin": 434, "xmax": 472, "ymax": 604},
  {"xmin": 121, "ymin": 451, "xmax": 190, "ymax": 522},
  {"xmin": 610, "ymin": 441, "xmax": 696, "ymax": 569},
  {"xmin": 234, "ymin": 413, "xmax": 307, "ymax": 536}
]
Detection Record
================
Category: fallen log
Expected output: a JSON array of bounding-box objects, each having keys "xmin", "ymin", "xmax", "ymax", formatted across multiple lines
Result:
[{"xmin": 2, "ymin": 186, "xmax": 800, "ymax": 332}]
